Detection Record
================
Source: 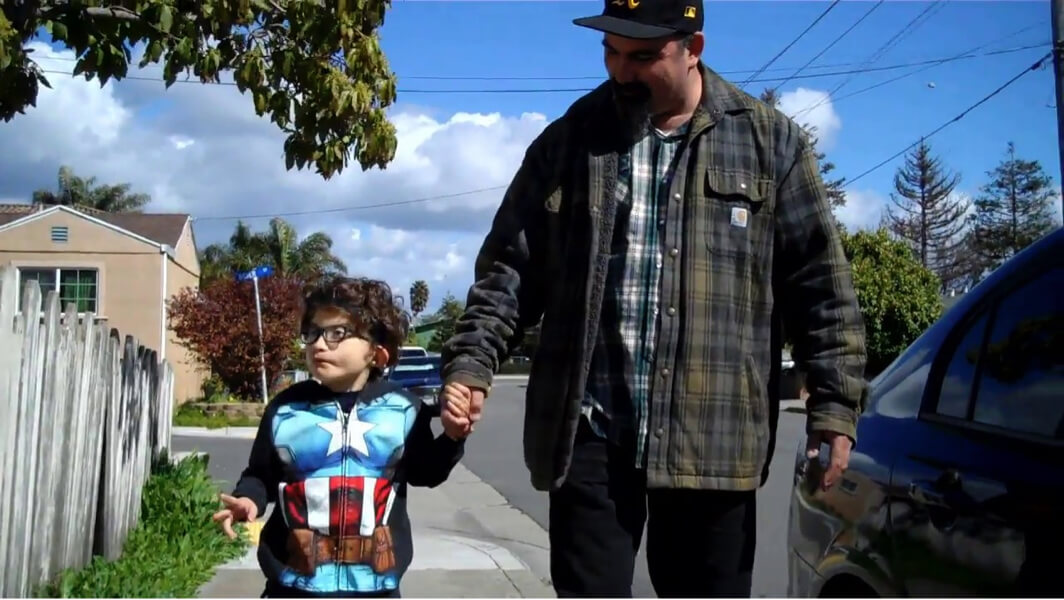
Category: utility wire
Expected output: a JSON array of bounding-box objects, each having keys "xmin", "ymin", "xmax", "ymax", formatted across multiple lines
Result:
[
  {"xmin": 766, "ymin": 0, "xmax": 884, "ymax": 96},
  {"xmin": 192, "ymin": 185, "xmax": 509, "ymax": 221},
  {"xmin": 195, "ymin": 53, "xmax": 1051, "ymax": 223},
  {"xmin": 30, "ymin": 51, "xmax": 1020, "ymax": 80},
  {"xmin": 738, "ymin": 0, "xmax": 841, "ymax": 90},
  {"xmin": 790, "ymin": 21, "xmax": 1043, "ymax": 120},
  {"xmin": 790, "ymin": 0, "xmax": 945, "ymax": 119},
  {"xmin": 845, "ymin": 52, "xmax": 1052, "ymax": 188},
  {"xmin": 35, "ymin": 44, "xmax": 1044, "ymax": 95}
]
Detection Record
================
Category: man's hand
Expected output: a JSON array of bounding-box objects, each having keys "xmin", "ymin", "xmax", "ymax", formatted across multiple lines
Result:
[
  {"xmin": 441, "ymin": 383, "xmax": 472, "ymax": 440},
  {"xmin": 805, "ymin": 430, "xmax": 852, "ymax": 491},
  {"xmin": 212, "ymin": 494, "xmax": 258, "ymax": 540}
]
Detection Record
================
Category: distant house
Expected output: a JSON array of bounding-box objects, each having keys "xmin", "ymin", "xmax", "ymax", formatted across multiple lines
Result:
[{"xmin": 0, "ymin": 204, "xmax": 205, "ymax": 403}]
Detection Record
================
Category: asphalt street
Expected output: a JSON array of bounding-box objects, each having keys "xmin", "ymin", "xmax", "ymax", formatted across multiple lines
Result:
[{"xmin": 174, "ymin": 380, "xmax": 805, "ymax": 598}]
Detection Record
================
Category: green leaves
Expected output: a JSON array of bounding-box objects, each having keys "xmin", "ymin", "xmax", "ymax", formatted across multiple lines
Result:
[
  {"xmin": 2, "ymin": 0, "xmax": 400, "ymax": 178},
  {"xmin": 37, "ymin": 456, "xmax": 248, "ymax": 598},
  {"xmin": 842, "ymin": 228, "xmax": 944, "ymax": 376}
]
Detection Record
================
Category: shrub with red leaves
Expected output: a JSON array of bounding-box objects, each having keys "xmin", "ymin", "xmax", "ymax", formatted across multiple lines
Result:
[{"xmin": 168, "ymin": 275, "xmax": 304, "ymax": 399}]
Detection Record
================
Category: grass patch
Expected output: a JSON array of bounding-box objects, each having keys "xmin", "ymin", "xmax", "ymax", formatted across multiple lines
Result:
[
  {"xmin": 173, "ymin": 403, "xmax": 260, "ymax": 429},
  {"xmin": 39, "ymin": 453, "xmax": 250, "ymax": 597}
]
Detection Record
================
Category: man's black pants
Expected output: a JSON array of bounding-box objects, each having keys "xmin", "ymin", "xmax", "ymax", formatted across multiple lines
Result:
[{"xmin": 548, "ymin": 421, "xmax": 757, "ymax": 598}]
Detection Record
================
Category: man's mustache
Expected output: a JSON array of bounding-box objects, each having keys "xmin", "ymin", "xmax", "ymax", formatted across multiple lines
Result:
[{"xmin": 610, "ymin": 79, "xmax": 651, "ymax": 103}]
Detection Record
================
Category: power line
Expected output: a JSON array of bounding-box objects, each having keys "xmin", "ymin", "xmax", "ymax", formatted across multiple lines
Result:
[
  {"xmin": 35, "ymin": 44, "xmax": 1044, "ymax": 95},
  {"xmin": 738, "ymin": 0, "xmax": 841, "ymax": 91},
  {"xmin": 767, "ymin": 0, "xmax": 884, "ymax": 95},
  {"xmin": 845, "ymin": 52, "xmax": 1052, "ymax": 188},
  {"xmin": 790, "ymin": 22, "xmax": 1044, "ymax": 120},
  {"xmin": 191, "ymin": 52, "xmax": 1052, "ymax": 224},
  {"xmin": 35, "ymin": 49, "xmax": 947, "ymax": 80},
  {"xmin": 192, "ymin": 185, "xmax": 508, "ymax": 222},
  {"xmin": 790, "ymin": 0, "xmax": 946, "ymax": 119}
]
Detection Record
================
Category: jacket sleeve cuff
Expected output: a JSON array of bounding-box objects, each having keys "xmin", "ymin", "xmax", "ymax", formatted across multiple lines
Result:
[
  {"xmin": 806, "ymin": 402, "xmax": 858, "ymax": 444},
  {"xmin": 444, "ymin": 371, "xmax": 492, "ymax": 394}
]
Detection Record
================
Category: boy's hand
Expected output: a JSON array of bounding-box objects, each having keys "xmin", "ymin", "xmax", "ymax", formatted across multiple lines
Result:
[
  {"xmin": 213, "ymin": 493, "xmax": 258, "ymax": 540},
  {"xmin": 441, "ymin": 383, "xmax": 472, "ymax": 440}
]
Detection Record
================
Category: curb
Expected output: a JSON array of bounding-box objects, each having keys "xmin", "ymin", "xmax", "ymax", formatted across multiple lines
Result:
[{"xmin": 173, "ymin": 426, "xmax": 258, "ymax": 438}]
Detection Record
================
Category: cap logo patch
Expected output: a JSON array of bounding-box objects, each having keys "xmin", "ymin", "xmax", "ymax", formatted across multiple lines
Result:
[{"xmin": 684, "ymin": 5, "xmax": 696, "ymax": 18}]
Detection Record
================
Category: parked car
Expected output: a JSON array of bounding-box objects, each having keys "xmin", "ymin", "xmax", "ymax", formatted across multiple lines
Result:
[
  {"xmin": 780, "ymin": 348, "xmax": 804, "ymax": 400},
  {"xmin": 386, "ymin": 355, "xmax": 443, "ymax": 414},
  {"xmin": 787, "ymin": 227, "xmax": 1063, "ymax": 598},
  {"xmin": 399, "ymin": 345, "xmax": 429, "ymax": 359}
]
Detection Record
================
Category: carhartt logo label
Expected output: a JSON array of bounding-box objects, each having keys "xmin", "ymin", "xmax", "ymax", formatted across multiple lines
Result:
[
  {"xmin": 684, "ymin": 6, "xmax": 696, "ymax": 18},
  {"xmin": 730, "ymin": 207, "xmax": 748, "ymax": 228}
]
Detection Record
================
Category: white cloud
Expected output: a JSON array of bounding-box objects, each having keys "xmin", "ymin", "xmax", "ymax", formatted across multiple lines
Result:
[
  {"xmin": 0, "ymin": 42, "xmax": 550, "ymax": 313},
  {"xmin": 777, "ymin": 87, "xmax": 841, "ymax": 151},
  {"xmin": 837, "ymin": 188, "xmax": 887, "ymax": 231}
]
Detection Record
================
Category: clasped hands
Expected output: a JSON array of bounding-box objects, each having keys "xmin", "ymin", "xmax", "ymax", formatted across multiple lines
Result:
[{"xmin": 439, "ymin": 381, "xmax": 485, "ymax": 441}]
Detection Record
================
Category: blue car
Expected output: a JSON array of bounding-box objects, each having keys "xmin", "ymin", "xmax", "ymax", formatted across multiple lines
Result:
[{"xmin": 387, "ymin": 355, "xmax": 442, "ymax": 414}]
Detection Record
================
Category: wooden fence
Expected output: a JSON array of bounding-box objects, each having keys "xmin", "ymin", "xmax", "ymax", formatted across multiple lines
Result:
[{"xmin": 0, "ymin": 267, "xmax": 174, "ymax": 597}]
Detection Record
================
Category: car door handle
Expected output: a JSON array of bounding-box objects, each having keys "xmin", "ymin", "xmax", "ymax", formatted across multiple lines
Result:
[{"xmin": 908, "ymin": 481, "xmax": 950, "ymax": 507}]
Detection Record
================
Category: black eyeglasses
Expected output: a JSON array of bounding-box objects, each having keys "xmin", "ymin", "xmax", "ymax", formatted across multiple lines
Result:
[{"xmin": 300, "ymin": 325, "xmax": 359, "ymax": 346}]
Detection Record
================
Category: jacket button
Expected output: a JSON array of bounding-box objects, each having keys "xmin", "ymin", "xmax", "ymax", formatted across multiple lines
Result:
[
  {"xmin": 667, "ymin": 306, "xmax": 676, "ymax": 316},
  {"xmin": 655, "ymin": 428, "xmax": 664, "ymax": 438},
  {"xmin": 669, "ymin": 247, "xmax": 679, "ymax": 257},
  {"xmin": 661, "ymin": 368, "xmax": 670, "ymax": 377}
]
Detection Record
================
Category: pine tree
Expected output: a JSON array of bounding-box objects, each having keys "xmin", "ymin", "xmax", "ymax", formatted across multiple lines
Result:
[
  {"xmin": 970, "ymin": 142, "xmax": 1057, "ymax": 275},
  {"xmin": 758, "ymin": 89, "xmax": 846, "ymax": 212},
  {"xmin": 884, "ymin": 139, "xmax": 968, "ymax": 292}
]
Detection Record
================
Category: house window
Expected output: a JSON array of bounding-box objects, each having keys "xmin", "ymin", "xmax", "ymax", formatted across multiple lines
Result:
[
  {"xmin": 50, "ymin": 226, "xmax": 69, "ymax": 242},
  {"xmin": 18, "ymin": 268, "xmax": 98, "ymax": 313}
]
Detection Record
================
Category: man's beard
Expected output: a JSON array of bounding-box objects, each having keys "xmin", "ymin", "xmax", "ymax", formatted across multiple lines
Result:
[{"xmin": 609, "ymin": 79, "xmax": 653, "ymax": 145}]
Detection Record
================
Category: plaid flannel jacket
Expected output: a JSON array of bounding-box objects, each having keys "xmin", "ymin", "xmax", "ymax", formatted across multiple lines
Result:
[{"xmin": 442, "ymin": 63, "xmax": 868, "ymax": 492}]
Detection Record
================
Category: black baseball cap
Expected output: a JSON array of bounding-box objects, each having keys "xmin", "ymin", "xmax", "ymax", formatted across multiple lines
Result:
[{"xmin": 573, "ymin": 0, "xmax": 704, "ymax": 40}]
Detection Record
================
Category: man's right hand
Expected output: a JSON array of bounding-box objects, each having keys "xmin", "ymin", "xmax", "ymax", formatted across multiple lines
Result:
[{"xmin": 212, "ymin": 493, "xmax": 258, "ymax": 540}]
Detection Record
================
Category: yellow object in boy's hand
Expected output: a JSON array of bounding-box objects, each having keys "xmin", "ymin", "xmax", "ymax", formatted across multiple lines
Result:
[{"xmin": 244, "ymin": 520, "xmax": 264, "ymax": 545}]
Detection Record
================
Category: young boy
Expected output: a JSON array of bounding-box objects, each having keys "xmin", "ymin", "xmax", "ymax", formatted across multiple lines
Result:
[{"xmin": 212, "ymin": 276, "xmax": 471, "ymax": 598}]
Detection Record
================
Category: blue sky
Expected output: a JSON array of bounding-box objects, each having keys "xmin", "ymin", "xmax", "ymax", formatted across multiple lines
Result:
[
  {"xmin": 1, "ymin": 1, "xmax": 1058, "ymax": 315},
  {"xmin": 381, "ymin": 0, "xmax": 1057, "ymax": 218}
]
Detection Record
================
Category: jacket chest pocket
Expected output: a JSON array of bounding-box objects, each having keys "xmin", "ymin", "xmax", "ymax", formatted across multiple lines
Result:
[{"xmin": 698, "ymin": 169, "xmax": 773, "ymax": 262}]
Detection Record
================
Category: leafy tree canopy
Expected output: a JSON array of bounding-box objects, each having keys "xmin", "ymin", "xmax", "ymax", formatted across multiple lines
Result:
[{"xmin": 1, "ymin": 0, "xmax": 399, "ymax": 178}]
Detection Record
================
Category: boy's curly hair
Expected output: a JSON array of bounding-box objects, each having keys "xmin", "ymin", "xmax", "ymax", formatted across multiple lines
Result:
[{"xmin": 300, "ymin": 276, "xmax": 410, "ymax": 370}]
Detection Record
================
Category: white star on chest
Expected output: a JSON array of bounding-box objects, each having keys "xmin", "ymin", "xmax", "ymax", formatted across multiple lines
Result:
[{"xmin": 318, "ymin": 410, "xmax": 375, "ymax": 457}]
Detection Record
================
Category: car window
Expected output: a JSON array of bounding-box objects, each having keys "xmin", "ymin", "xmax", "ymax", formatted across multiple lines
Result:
[
  {"xmin": 936, "ymin": 311, "xmax": 989, "ymax": 419},
  {"xmin": 933, "ymin": 267, "xmax": 1064, "ymax": 440},
  {"xmin": 970, "ymin": 268, "xmax": 1064, "ymax": 438}
]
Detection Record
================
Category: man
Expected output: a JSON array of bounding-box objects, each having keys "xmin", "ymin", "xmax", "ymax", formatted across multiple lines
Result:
[{"xmin": 440, "ymin": 0, "xmax": 868, "ymax": 596}]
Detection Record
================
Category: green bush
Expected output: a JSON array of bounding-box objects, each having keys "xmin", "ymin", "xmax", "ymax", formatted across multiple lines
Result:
[
  {"xmin": 841, "ymin": 228, "xmax": 944, "ymax": 377},
  {"xmin": 39, "ymin": 453, "xmax": 249, "ymax": 598},
  {"xmin": 173, "ymin": 403, "xmax": 260, "ymax": 429}
]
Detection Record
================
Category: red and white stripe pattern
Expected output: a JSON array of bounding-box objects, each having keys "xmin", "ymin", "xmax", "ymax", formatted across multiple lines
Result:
[{"xmin": 279, "ymin": 476, "xmax": 397, "ymax": 536}]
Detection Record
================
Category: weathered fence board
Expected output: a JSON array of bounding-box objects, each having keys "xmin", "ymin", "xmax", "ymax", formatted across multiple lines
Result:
[{"xmin": 0, "ymin": 267, "xmax": 175, "ymax": 596}]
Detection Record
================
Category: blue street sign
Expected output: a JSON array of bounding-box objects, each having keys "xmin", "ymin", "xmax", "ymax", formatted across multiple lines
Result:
[{"xmin": 235, "ymin": 265, "xmax": 274, "ymax": 281}]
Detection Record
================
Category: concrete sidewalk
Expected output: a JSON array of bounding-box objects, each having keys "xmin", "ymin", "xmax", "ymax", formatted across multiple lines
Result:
[{"xmin": 185, "ymin": 451, "xmax": 554, "ymax": 598}]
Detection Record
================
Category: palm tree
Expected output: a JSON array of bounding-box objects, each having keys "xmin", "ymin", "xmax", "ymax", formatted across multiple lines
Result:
[
  {"xmin": 410, "ymin": 280, "xmax": 429, "ymax": 320},
  {"xmin": 32, "ymin": 165, "xmax": 151, "ymax": 212},
  {"xmin": 199, "ymin": 218, "xmax": 347, "ymax": 286}
]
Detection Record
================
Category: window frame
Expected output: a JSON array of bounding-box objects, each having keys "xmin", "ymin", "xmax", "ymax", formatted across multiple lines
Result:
[
  {"xmin": 15, "ymin": 266, "xmax": 101, "ymax": 315},
  {"xmin": 921, "ymin": 261, "xmax": 1064, "ymax": 449}
]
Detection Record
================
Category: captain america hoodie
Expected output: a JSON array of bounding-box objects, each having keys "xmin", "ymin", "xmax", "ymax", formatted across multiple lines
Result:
[{"xmin": 230, "ymin": 378, "xmax": 464, "ymax": 597}]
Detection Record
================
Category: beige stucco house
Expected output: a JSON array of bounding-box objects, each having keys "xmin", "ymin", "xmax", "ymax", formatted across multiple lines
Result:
[{"xmin": 0, "ymin": 203, "xmax": 205, "ymax": 403}]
